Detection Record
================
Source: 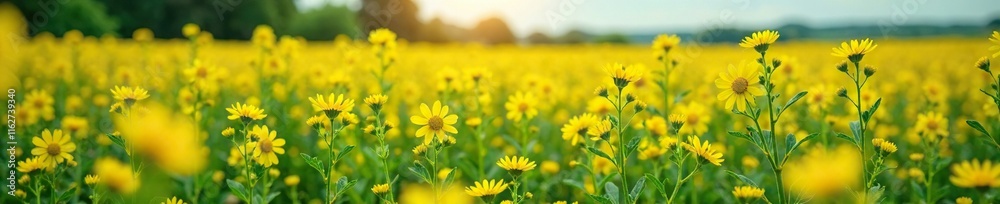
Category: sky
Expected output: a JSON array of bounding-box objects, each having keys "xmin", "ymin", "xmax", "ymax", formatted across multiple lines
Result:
[{"xmin": 296, "ymin": 0, "xmax": 1000, "ymax": 37}]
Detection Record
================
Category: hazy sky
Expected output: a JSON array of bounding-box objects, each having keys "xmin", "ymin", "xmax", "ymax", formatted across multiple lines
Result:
[{"xmin": 297, "ymin": 0, "xmax": 1000, "ymax": 37}]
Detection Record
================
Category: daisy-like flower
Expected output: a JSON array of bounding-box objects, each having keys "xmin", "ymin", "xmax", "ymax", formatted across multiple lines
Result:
[
  {"xmin": 16, "ymin": 157, "xmax": 44, "ymax": 173},
  {"xmin": 956, "ymin": 197, "xmax": 973, "ymax": 204},
  {"xmin": 977, "ymin": 56, "xmax": 991, "ymax": 72},
  {"xmin": 871, "ymin": 138, "xmax": 897, "ymax": 154},
  {"xmin": 24, "ymin": 89, "xmax": 55, "ymax": 125},
  {"xmin": 93, "ymin": 157, "xmax": 138, "ymax": 194},
  {"xmin": 410, "ymin": 101, "xmax": 458, "ymax": 144},
  {"xmin": 31, "ymin": 129, "xmax": 76, "ymax": 167},
  {"xmin": 989, "ymin": 31, "xmax": 1000, "ymax": 58},
  {"xmin": 914, "ymin": 112, "xmax": 948, "ymax": 139},
  {"xmin": 465, "ymin": 179, "xmax": 508, "ymax": 199},
  {"xmin": 561, "ymin": 113, "xmax": 599, "ymax": 146},
  {"xmin": 162, "ymin": 196, "xmax": 187, "ymax": 204},
  {"xmin": 110, "ymin": 86, "xmax": 150, "ymax": 106},
  {"xmin": 732, "ymin": 185, "xmax": 765, "ymax": 202},
  {"xmin": 249, "ymin": 125, "xmax": 286, "ymax": 167},
  {"xmin": 364, "ymin": 94, "xmax": 388, "ymax": 111},
  {"xmin": 831, "ymin": 38, "xmax": 878, "ymax": 63},
  {"xmin": 504, "ymin": 91, "xmax": 539, "ymax": 122},
  {"xmin": 371, "ymin": 183, "xmax": 390, "ymax": 194},
  {"xmin": 652, "ymin": 34, "xmax": 681, "ymax": 58},
  {"xmin": 309, "ymin": 93, "xmax": 355, "ymax": 118},
  {"xmin": 183, "ymin": 60, "xmax": 217, "ymax": 84},
  {"xmin": 949, "ymin": 159, "xmax": 1000, "ymax": 189},
  {"xmin": 605, "ymin": 63, "xmax": 643, "ymax": 89},
  {"xmin": 643, "ymin": 116, "xmax": 668, "ymax": 137},
  {"xmin": 226, "ymin": 102, "xmax": 267, "ymax": 123},
  {"xmin": 497, "ymin": 156, "xmax": 537, "ymax": 176},
  {"xmin": 682, "ymin": 136, "xmax": 724, "ymax": 166},
  {"xmin": 716, "ymin": 62, "xmax": 765, "ymax": 112},
  {"xmin": 368, "ymin": 28, "xmax": 397, "ymax": 47},
  {"xmin": 739, "ymin": 30, "xmax": 779, "ymax": 53},
  {"xmin": 251, "ymin": 25, "xmax": 275, "ymax": 48},
  {"xmin": 587, "ymin": 119, "xmax": 613, "ymax": 141},
  {"xmin": 306, "ymin": 115, "xmax": 329, "ymax": 129},
  {"xmin": 676, "ymin": 102, "xmax": 710, "ymax": 135},
  {"xmin": 85, "ymin": 174, "xmax": 101, "ymax": 185}
]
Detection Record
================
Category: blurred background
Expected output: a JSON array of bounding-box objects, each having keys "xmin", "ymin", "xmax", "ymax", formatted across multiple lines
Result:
[{"xmin": 2, "ymin": 0, "xmax": 1000, "ymax": 44}]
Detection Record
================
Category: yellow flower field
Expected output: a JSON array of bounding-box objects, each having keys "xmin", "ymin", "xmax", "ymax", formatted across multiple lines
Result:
[{"xmin": 3, "ymin": 5, "xmax": 1000, "ymax": 204}]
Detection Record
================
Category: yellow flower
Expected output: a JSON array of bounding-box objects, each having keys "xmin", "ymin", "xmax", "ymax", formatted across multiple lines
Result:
[
  {"xmin": 915, "ymin": 112, "xmax": 948, "ymax": 139},
  {"xmin": 183, "ymin": 60, "xmax": 217, "ymax": 84},
  {"xmin": 676, "ymin": 102, "xmax": 710, "ymax": 135},
  {"xmin": 182, "ymin": 23, "xmax": 200, "ymax": 38},
  {"xmin": 117, "ymin": 104, "xmax": 207, "ymax": 175},
  {"xmin": 309, "ymin": 93, "xmax": 355, "ymax": 118},
  {"xmin": 497, "ymin": 156, "xmax": 537, "ymax": 175},
  {"xmin": 652, "ymin": 34, "xmax": 681, "ymax": 52},
  {"xmin": 252, "ymin": 25, "xmax": 275, "ymax": 48},
  {"xmin": 956, "ymin": 197, "xmax": 973, "ymax": 204},
  {"xmin": 410, "ymin": 101, "xmax": 459, "ymax": 144},
  {"xmin": 950, "ymin": 159, "xmax": 1000, "ymax": 189},
  {"xmin": 61, "ymin": 116, "xmax": 88, "ymax": 138},
  {"xmin": 24, "ymin": 89, "xmax": 55, "ymax": 125},
  {"xmin": 587, "ymin": 119, "xmax": 613, "ymax": 141},
  {"xmin": 989, "ymin": 31, "xmax": 999, "ymax": 58},
  {"xmin": 682, "ymin": 136, "xmax": 724, "ymax": 166},
  {"xmin": 285, "ymin": 175, "xmax": 300, "ymax": 186},
  {"xmin": 504, "ymin": 91, "xmax": 538, "ymax": 122},
  {"xmin": 221, "ymin": 127, "xmax": 235, "ymax": 137},
  {"xmin": 162, "ymin": 196, "xmax": 186, "ymax": 204},
  {"xmin": 226, "ymin": 102, "xmax": 267, "ymax": 122},
  {"xmin": 306, "ymin": 115, "xmax": 330, "ymax": 128},
  {"xmin": 133, "ymin": 28, "xmax": 154, "ymax": 42},
  {"xmin": 110, "ymin": 86, "xmax": 150, "ymax": 105},
  {"xmin": 561, "ymin": 113, "xmax": 599, "ymax": 146},
  {"xmin": 604, "ymin": 63, "xmax": 643, "ymax": 89},
  {"xmin": 465, "ymin": 179, "xmax": 508, "ymax": 197},
  {"xmin": 364, "ymin": 94, "xmax": 388, "ymax": 111},
  {"xmin": 831, "ymin": 38, "xmax": 878, "ymax": 63},
  {"xmin": 372, "ymin": 183, "xmax": 391, "ymax": 194},
  {"xmin": 368, "ymin": 28, "xmax": 397, "ymax": 46},
  {"xmin": 732, "ymin": 185, "xmax": 765, "ymax": 201},
  {"xmin": 94, "ymin": 158, "xmax": 138, "ymax": 194},
  {"xmin": 643, "ymin": 116, "xmax": 668, "ymax": 137},
  {"xmin": 739, "ymin": 30, "xmax": 779, "ymax": 52},
  {"xmin": 541, "ymin": 161, "xmax": 560, "ymax": 175},
  {"xmin": 31, "ymin": 129, "xmax": 76, "ymax": 167},
  {"xmin": 638, "ymin": 143, "xmax": 667, "ymax": 161},
  {"xmin": 716, "ymin": 62, "xmax": 764, "ymax": 112},
  {"xmin": 871, "ymin": 138, "xmax": 897, "ymax": 154},
  {"xmin": 16, "ymin": 157, "xmax": 44, "ymax": 173},
  {"xmin": 741, "ymin": 156, "xmax": 759, "ymax": 170},
  {"xmin": 85, "ymin": 174, "xmax": 100, "ymax": 185},
  {"xmin": 249, "ymin": 125, "xmax": 286, "ymax": 167},
  {"xmin": 412, "ymin": 144, "xmax": 428, "ymax": 156}
]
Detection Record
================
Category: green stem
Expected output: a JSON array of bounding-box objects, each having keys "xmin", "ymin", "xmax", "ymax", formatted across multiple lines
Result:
[{"xmin": 615, "ymin": 87, "xmax": 631, "ymax": 204}]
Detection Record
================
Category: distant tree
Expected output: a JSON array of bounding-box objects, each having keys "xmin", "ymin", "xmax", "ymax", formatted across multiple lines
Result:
[
  {"xmin": 525, "ymin": 31, "xmax": 553, "ymax": 44},
  {"xmin": 558, "ymin": 29, "xmax": 587, "ymax": 44},
  {"xmin": 420, "ymin": 17, "xmax": 451, "ymax": 43},
  {"xmin": 287, "ymin": 4, "xmax": 358, "ymax": 40},
  {"xmin": 592, "ymin": 33, "xmax": 629, "ymax": 44},
  {"xmin": 470, "ymin": 17, "xmax": 515, "ymax": 44},
  {"xmin": 12, "ymin": 0, "xmax": 118, "ymax": 36},
  {"xmin": 357, "ymin": 0, "xmax": 421, "ymax": 41}
]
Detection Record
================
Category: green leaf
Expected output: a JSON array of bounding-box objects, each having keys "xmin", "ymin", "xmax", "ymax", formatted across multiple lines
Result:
[
  {"xmin": 106, "ymin": 133, "xmax": 126, "ymax": 149},
  {"xmin": 335, "ymin": 145, "xmax": 356, "ymax": 163},
  {"xmin": 587, "ymin": 147, "xmax": 615, "ymax": 165},
  {"xmin": 334, "ymin": 178, "xmax": 357, "ymax": 199},
  {"xmin": 408, "ymin": 162, "xmax": 431, "ymax": 183},
  {"xmin": 442, "ymin": 167, "xmax": 458, "ymax": 188},
  {"xmin": 629, "ymin": 176, "xmax": 646, "ymax": 200},
  {"xmin": 300, "ymin": 153, "xmax": 325, "ymax": 175},
  {"xmin": 725, "ymin": 171, "xmax": 758, "ymax": 187},
  {"xmin": 909, "ymin": 181, "xmax": 926, "ymax": 199},
  {"xmin": 673, "ymin": 90, "xmax": 690, "ymax": 104},
  {"xmin": 625, "ymin": 136, "xmax": 642, "ymax": 156},
  {"xmin": 966, "ymin": 120, "xmax": 992, "ymax": 137},
  {"xmin": 265, "ymin": 192, "xmax": 281, "ymax": 203},
  {"xmin": 786, "ymin": 133, "xmax": 819, "ymax": 155},
  {"xmin": 226, "ymin": 179, "xmax": 248, "ymax": 201},
  {"xmin": 609, "ymin": 115, "xmax": 620, "ymax": 128},
  {"xmin": 783, "ymin": 91, "xmax": 808, "ymax": 110},
  {"xmin": 728, "ymin": 131, "xmax": 754, "ymax": 143},
  {"xmin": 784, "ymin": 133, "xmax": 797, "ymax": 153},
  {"xmin": 598, "ymin": 172, "xmax": 619, "ymax": 192},
  {"xmin": 604, "ymin": 182, "xmax": 620, "ymax": 203},
  {"xmin": 981, "ymin": 89, "xmax": 1000, "ymax": 102},
  {"xmin": 563, "ymin": 179, "xmax": 586, "ymax": 191},
  {"xmin": 835, "ymin": 132, "xmax": 858, "ymax": 146},
  {"xmin": 849, "ymin": 121, "xmax": 863, "ymax": 144},
  {"xmin": 864, "ymin": 98, "xmax": 882, "ymax": 122},
  {"xmin": 587, "ymin": 194, "xmax": 615, "ymax": 204},
  {"xmin": 644, "ymin": 174, "xmax": 666, "ymax": 196}
]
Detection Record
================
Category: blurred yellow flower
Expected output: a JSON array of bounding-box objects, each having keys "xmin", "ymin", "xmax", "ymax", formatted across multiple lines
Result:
[
  {"xmin": 504, "ymin": 91, "xmax": 539, "ymax": 122},
  {"xmin": 915, "ymin": 112, "xmax": 948, "ymax": 139},
  {"xmin": 182, "ymin": 23, "xmax": 200, "ymax": 38},
  {"xmin": 957, "ymin": 197, "xmax": 973, "ymax": 204},
  {"xmin": 16, "ymin": 157, "xmax": 44, "ymax": 173},
  {"xmin": 949, "ymin": 159, "xmax": 1000, "ymax": 189},
  {"xmin": 110, "ymin": 86, "xmax": 150, "ymax": 105},
  {"xmin": 732, "ymin": 185, "xmax": 764, "ymax": 201},
  {"xmin": 372, "ymin": 183, "xmax": 390, "ymax": 194},
  {"xmin": 93, "ymin": 158, "xmax": 138, "ymax": 194},
  {"xmin": 162, "ymin": 196, "xmax": 186, "ymax": 204},
  {"xmin": 561, "ymin": 113, "xmax": 599, "ymax": 146},
  {"xmin": 226, "ymin": 102, "xmax": 267, "ymax": 122}
]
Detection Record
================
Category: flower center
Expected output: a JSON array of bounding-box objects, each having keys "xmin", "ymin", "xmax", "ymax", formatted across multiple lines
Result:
[
  {"xmin": 47, "ymin": 143, "xmax": 61, "ymax": 156},
  {"xmin": 428, "ymin": 116, "xmax": 444, "ymax": 131},
  {"xmin": 687, "ymin": 114, "xmax": 699, "ymax": 124},
  {"xmin": 518, "ymin": 103, "xmax": 529, "ymax": 112},
  {"xmin": 260, "ymin": 140, "xmax": 273, "ymax": 153},
  {"xmin": 927, "ymin": 121, "xmax": 938, "ymax": 130},
  {"xmin": 197, "ymin": 68, "xmax": 208, "ymax": 78},
  {"xmin": 731, "ymin": 78, "xmax": 749, "ymax": 94}
]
